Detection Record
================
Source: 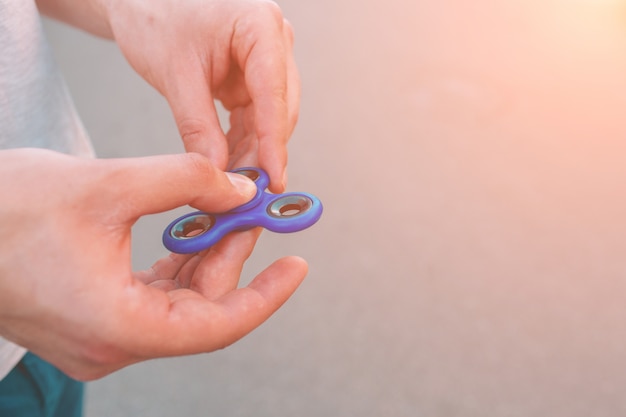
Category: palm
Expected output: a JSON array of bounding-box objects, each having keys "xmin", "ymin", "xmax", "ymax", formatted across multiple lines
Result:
[{"xmin": 133, "ymin": 229, "xmax": 261, "ymax": 299}]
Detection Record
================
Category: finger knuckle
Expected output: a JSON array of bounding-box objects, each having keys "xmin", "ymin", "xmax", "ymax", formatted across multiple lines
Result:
[
  {"xmin": 258, "ymin": 0, "xmax": 284, "ymax": 24},
  {"xmin": 180, "ymin": 152, "xmax": 214, "ymax": 182},
  {"xmin": 178, "ymin": 118, "xmax": 209, "ymax": 148}
]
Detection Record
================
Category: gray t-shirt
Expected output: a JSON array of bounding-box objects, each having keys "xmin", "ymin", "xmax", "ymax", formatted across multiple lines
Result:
[{"xmin": 0, "ymin": 0, "xmax": 94, "ymax": 379}]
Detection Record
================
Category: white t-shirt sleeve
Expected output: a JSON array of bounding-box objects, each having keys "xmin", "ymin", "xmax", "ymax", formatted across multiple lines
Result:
[
  {"xmin": 0, "ymin": 338, "xmax": 26, "ymax": 380},
  {"xmin": 0, "ymin": 0, "xmax": 95, "ymax": 379}
]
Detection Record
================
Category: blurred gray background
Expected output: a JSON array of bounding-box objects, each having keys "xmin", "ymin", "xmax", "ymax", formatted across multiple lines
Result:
[{"xmin": 43, "ymin": 0, "xmax": 626, "ymax": 416}]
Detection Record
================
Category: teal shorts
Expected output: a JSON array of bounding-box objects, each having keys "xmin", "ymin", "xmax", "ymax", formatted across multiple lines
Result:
[{"xmin": 0, "ymin": 352, "xmax": 84, "ymax": 417}]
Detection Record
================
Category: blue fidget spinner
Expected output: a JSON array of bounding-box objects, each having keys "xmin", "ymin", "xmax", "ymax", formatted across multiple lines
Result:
[{"xmin": 163, "ymin": 167, "xmax": 323, "ymax": 254}]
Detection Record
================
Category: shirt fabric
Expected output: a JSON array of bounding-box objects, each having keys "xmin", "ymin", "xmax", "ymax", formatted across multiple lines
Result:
[
  {"xmin": 0, "ymin": 0, "xmax": 94, "ymax": 380},
  {"xmin": 0, "ymin": 352, "xmax": 84, "ymax": 416}
]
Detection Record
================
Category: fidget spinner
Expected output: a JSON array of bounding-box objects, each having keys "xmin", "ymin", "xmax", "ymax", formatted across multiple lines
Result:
[{"xmin": 162, "ymin": 167, "xmax": 323, "ymax": 254}]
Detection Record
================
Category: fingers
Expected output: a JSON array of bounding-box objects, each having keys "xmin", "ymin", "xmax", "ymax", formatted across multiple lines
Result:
[
  {"xmin": 225, "ymin": 107, "xmax": 259, "ymax": 170},
  {"xmin": 257, "ymin": 19, "xmax": 300, "ymax": 193},
  {"xmin": 284, "ymin": 20, "xmax": 301, "ymax": 138},
  {"xmin": 137, "ymin": 227, "xmax": 262, "ymax": 302},
  {"xmin": 123, "ymin": 255, "xmax": 308, "ymax": 356},
  {"xmin": 210, "ymin": 255, "xmax": 308, "ymax": 345},
  {"xmin": 235, "ymin": 12, "xmax": 298, "ymax": 192},
  {"xmin": 185, "ymin": 228, "xmax": 262, "ymax": 299},
  {"xmin": 165, "ymin": 65, "xmax": 230, "ymax": 170},
  {"xmin": 134, "ymin": 253, "xmax": 196, "ymax": 288},
  {"xmin": 95, "ymin": 153, "xmax": 256, "ymax": 221},
  {"xmin": 161, "ymin": 6, "xmax": 299, "ymax": 193}
]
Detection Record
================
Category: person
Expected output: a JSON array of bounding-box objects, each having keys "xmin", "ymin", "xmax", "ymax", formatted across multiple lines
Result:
[{"xmin": 0, "ymin": 0, "xmax": 305, "ymax": 415}]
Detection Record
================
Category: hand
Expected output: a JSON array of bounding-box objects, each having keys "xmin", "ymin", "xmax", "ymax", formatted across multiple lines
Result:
[
  {"xmin": 81, "ymin": 0, "xmax": 299, "ymax": 192},
  {"xmin": 0, "ymin": 149, "xmax": 307, "ymax": 380},
  {"xmin": 37, "ymin": 0, "xmax": 299, "ymax": 191}
]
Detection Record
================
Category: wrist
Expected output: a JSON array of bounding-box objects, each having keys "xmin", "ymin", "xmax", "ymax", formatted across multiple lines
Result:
[{"xmin": 35, "ymin": 0, "xmax": 114, "ymax": 39}]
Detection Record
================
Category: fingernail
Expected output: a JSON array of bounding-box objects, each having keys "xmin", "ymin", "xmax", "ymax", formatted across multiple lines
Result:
[{"xmin": 226, "ymin": 171, "xmax": 256, "ymax": 197}]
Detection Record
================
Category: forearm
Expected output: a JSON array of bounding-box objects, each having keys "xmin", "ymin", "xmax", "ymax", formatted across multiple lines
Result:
[{"xmin": 35, "ymin": 0, "xmax": 113, "ymax": 38}]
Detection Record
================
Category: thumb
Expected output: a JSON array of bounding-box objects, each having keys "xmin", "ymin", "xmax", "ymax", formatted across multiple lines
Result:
[
  {"xmin": 96, "ymin": 153, "xmax": 256, "ymax": 221},
  {"xmin": 165, "ymin": 68, "xmax": 229, "ymax": 170}
]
